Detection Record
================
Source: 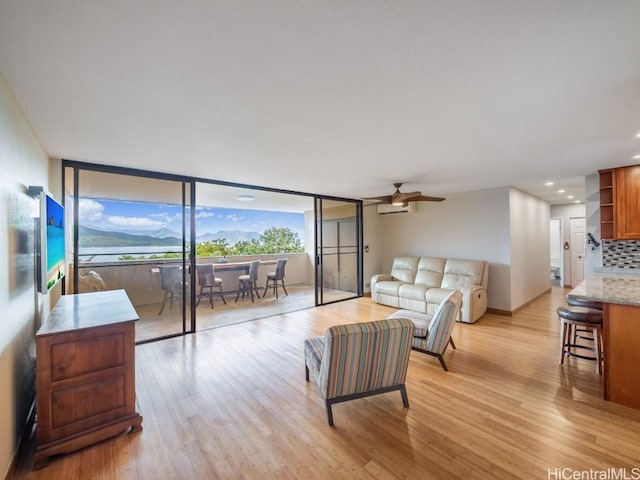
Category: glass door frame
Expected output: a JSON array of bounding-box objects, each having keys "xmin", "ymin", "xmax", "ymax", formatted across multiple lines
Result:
[
  {"xmin": 62, "ymin": 159, "xmax": 365, "ymax": 342},
  {"xmin": 63, "ymin": 161, "xmax": 195, "ymax": 343},
  {"xmin": 314, "ymin": 198, "xmax": 364, "ymax": 306}
]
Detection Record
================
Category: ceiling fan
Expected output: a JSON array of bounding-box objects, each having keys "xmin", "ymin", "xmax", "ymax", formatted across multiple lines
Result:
[{"xmin": 363, "ymin": 183, "xmax": 445, "ymax": 206}]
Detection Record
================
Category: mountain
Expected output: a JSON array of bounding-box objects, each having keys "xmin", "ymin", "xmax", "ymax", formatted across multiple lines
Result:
[
  {"xmin": 196, "ymin": 230, "xmax": 260, "ymax": 244},
  {"xmin": 78, "ymin": 226, "xmax": 182, "ymax": 247},
  {"xmin": 78, "ymin": 226, "xmax": 261, "ymax": 247}
]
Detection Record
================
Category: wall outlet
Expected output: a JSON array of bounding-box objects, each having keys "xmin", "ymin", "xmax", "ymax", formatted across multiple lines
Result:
[{"xmin": 365, "ymin": 282, "xmax": 370, "ymax": 288}]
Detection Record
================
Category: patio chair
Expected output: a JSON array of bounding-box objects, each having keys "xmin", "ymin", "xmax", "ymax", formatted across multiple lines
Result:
[
  {"xmin": 263, "ymin": 258, "xmax": 288, "ymax": 298},
  {"xmin": 195, "ymin": 264, "xmax": 227, "ymax": 308},
  {"xmin": 158, "ymin": 265, "xmax": 187, "ymax": 315},
  {"xmin": 235, "ymin": 260, "xmax": 261, "ymax": 302}
]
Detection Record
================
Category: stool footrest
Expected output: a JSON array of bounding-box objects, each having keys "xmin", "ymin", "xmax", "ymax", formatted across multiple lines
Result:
[{"xmin": 563, "ymin": 351, "xmax": 600, "ymax": 362}]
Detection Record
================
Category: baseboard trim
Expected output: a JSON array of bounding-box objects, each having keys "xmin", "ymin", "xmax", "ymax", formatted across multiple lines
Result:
[
  {"xmin": 4, "ymin": 399, "xmax": 36, "ymax": 480},
  {"xmin": 486, "ymin": 288, "xmax": 552, "ymax": 317}
]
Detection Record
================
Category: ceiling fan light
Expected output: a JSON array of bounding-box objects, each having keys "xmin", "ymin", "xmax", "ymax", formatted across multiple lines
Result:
[{"xmin": 392, "ymin": 201, "xmax": 407, "ymax": 207}]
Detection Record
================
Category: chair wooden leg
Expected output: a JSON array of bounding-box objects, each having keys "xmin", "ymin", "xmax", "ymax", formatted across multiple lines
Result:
[
  {"xmin": 252, "ymin": 282, "xmax": 261, "ymax": 300},
  {"xmin": 437, "ymin": 354, "xmax": 448, "ymax": 372},
  {"xmin": 559, "ymin": 320, "xmax": 568, "ymax": 365},
  {"xmin": 281, "ymin": 279, "xmax": 288, "ymax": 296},
  {"xmin": 593, "ymin": 326, "xmax": 601, "ymax": 375},
  {"xmin": 449, "ymin": 337, "xmax": 456, "ymax": 350},
  {"xmin": 325, "ymin": 401, "xmax": 334, "ymax": 427},
  {"xmin": 400, "ymin": 384, "xmax": 409, "ymax": 407},
  {"xmin": 305, "ymin": 364, "xmax": 309, "ymax": 381}
]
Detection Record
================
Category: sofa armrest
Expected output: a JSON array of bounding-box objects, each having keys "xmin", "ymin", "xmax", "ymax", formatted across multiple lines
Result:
[
  {"xmin": 371, "ymin": 273, "xmax": 393, "ymax": 294},
  {"xmin": 459, "ymin": 285, "xmax": 487, "ymax": 323}
]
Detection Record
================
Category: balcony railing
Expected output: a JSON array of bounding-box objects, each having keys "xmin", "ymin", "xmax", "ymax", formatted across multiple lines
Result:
[{"xmin": 68, "ymin": 252, "xmax": 313, "ymax": 307}]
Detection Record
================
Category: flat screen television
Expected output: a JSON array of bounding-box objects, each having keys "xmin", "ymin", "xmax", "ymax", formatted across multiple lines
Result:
[{"xmin": 37, "ymin": 191, "xmax": 66, "ymax": 293}]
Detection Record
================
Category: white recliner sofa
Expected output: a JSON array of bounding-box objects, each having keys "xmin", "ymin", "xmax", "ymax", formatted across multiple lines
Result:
[{"xmin": 371, "ymin": 256, "xmax": 489, "ymax": 324}]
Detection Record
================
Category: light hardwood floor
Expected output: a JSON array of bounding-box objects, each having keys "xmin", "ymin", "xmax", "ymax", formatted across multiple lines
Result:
[{"xmin": 11, "ymin": 287, "xmax": 640, "ymax": 479}]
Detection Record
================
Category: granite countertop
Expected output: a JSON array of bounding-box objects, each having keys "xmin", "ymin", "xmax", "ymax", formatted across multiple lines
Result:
[{"xmin": 568, "ymin": 274, "xmax": 640, "ymax": 307}]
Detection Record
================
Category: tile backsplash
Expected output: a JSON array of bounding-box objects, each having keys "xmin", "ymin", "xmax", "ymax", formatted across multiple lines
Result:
[{"xmin": 602, "ymin": 240, "xmax": 640, "ymax": 269}]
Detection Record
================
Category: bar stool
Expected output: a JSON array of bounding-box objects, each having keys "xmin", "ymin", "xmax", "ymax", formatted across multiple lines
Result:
[
  {"xmin": 557, "ymin": 305, "xmax": 603, "ymax": 374},
  {"xmin": 567, "ymin": 297, "xmax": 602, "ymax": 343}
]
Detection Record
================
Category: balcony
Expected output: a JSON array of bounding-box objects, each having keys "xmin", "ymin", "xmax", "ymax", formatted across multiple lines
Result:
[{"xmin": 68, "ymin": 252, "xmax": 355, "ymax": 342}]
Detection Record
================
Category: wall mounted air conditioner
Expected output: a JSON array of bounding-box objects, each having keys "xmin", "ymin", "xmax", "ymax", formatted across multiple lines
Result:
[{"xmin": 376, "ymin": 202, "xmax": 416, "ymax": 215}]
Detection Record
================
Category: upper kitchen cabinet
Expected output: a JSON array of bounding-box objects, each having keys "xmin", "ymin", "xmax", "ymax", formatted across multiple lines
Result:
[
  {"xmin": 600, "ymin": 165, "xmax": 640, "ymax": 240},
  {"xmin": 615, "ymin": 165, "xmax": 640, "ymax": 239}
]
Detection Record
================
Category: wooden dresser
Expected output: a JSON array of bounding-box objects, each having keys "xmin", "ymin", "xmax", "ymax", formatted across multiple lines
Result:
[{"xmin": 34, "ymin": 289, "xmax": 143, "ymax": 469}]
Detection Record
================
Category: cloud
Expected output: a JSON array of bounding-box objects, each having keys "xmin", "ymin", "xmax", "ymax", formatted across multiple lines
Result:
[
  {"xmin": 78, "ymin": 199, "xmax": 104, "ymax": 221},
  {"xmin": 196, "ymin": 211, "xmax": 214, "ymax": 218},
  {"xmin": 107, "ymin": 216, "xmax": 164, "ymax": 228}
]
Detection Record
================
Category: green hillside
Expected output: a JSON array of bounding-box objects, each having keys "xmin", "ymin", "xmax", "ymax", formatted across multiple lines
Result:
[{"xmin": 79, "ymin": 226, "xmax": 181, "ymax": 247}]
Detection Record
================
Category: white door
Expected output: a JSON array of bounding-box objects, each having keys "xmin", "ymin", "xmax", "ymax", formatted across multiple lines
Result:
[
  {"xmin": 549, "ymin": 218, "xmax": 562, "ymax": 284},
  {"xmin": 570, "ymin": 218, "xmax": 586, "ymax": 287}
]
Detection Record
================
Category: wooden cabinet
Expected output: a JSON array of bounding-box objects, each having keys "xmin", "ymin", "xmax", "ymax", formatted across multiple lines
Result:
[
  {"xmin": 614, "ymin": 165, "xmax": 640, "ymax": 239},
  {"xmin": 34, "ymin": 290, "xmax": 142, "ymax": 469},
  {"xmin": 599, "ymin": 165, "xmax": 640, "ymax": 240},
  {"xmin": 603, "ymin": 302, "xmax": 640, "ymax": 410},
  {"xmin": 599, "ymin": 169, "xmax": 614, "ymax": 240}
]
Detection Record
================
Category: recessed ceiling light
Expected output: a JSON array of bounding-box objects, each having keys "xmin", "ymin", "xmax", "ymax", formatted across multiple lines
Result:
[
  {"xmin": 633, "ymin": 154, "xmax": 640, "ymax": 160},
  {"xmin": 574, "ymin": 200, "xmax": 581, "ymax": 204},
  {"xmin": 557, "ymin": 189, "xmax": 565, "ymax": 193},
  {"xmin": 567, "ymin": 195, "xmax": 574, "ymax": 199},
  {"xmin": 236, "ymin": 195, "xmax": 255, "ymax": 201},
  {"xmin": 544, "ymin": 181, "xmax": 554, "ymax": 186},
  {"xmin": 635, "ymin": 132, "xmax": 640, "ymax": 138}
]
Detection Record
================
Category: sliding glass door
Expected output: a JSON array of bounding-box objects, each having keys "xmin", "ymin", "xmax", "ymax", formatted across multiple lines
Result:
[
  {"xmin": 63, "ymin": 160, "xmax": 365, "ymax": 342},
  {"xmin": 64, "ymin": 165, "xmax": 193, "ymax": 342},
  {"xmin": 314, "ymin": 199, "xmax": 363, "ymax": 305}
]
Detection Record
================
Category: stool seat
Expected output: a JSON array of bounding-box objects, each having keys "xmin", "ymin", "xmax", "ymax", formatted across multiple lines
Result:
[
  {"xmin": 556, "ymin": 306, "xmax": 602, "ymax": 324},
  {"xmin": 567, "ymin": 297, "xmax": 603, "ymax": 310}
]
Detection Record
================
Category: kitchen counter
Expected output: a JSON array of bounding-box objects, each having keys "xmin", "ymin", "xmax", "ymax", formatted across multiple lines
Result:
[
  {"xmin": 568, "ymin": 273, "xmax": 640, "ymax": 411},
  {"xmin": 568, "ymin": 273, "xmax": 640, "ymax": 307}
]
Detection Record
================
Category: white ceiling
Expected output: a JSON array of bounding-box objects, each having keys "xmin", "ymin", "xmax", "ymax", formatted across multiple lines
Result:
[{"xmin": 1, "ymin": 1, "xmax": 640, "ymax": 208}]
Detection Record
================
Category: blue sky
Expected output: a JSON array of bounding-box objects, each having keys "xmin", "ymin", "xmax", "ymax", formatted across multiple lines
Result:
[{"xmin": 78, "ymin": 198, "xmax": 305, "ymax": 237}]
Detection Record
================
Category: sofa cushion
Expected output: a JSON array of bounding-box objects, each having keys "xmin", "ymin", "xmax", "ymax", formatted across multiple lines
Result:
[
  {"xmin": 441, "ymin": 259, "xmax": 485, "ymax": 290},
  {"xmin": 426, "ymin": 287, "xmax": 457, "ymax": 305},
  {"xmin": 398, "ymin": 283, "xmax": 428, "ymax": 301},
  {"xmin": 390, "ymin": 256, "xmax": 419, "ymax": 283},
  {"xmin": 375, "ymin": 280, "xmax": 404, "ymax": 296},
  {"xmin": 414, "ymin": 257, "xmax": 446, "ymax": 287}
]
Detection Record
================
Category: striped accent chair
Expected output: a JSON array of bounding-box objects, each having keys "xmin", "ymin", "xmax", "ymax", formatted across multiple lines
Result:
[
  {"xmin": 390, "ymin": 290, "xmax": 462, "ymax": 371},
  {"xmin": 304, "ymin": 318, "xmax": 414, "ymax": 426}
]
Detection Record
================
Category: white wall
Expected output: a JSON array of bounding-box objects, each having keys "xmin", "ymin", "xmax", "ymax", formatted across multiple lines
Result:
[
  {"xmin": 0, "ymin": 74, "xmax": 51, "ymax": 478},
  {"xmin": 550, "ymin": 202, "xmax": 586, "ymax": 287},
  {"xmin": 509, "ymin": 189, "xmax": 550, "ymax": 310},
  {"xmin": 366, "ymin": 186, "xmax": 551, "ymax": 312},
  {"xmin": 584, "ymin": 173, "xmax": 602, "ymax": 275},
  {"xmin": 370, "ymin": 187, "xmax": 512, "ymax": 311}
]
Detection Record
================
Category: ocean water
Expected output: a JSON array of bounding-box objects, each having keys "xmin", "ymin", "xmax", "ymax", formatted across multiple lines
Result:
[
  {"xmin": 77, "ymin": 245, "xmax": 184, "ymax": 263},
  {"xmin": 46, "ymin": 225, "xmax": 65, "ymax": 270}
]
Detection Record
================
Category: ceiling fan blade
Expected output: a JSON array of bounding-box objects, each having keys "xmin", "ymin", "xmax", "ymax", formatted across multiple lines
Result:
[
  {"xmin": 362, "ymin": 195, "xmax": 392, "ymax": 204},
  {"xmin": 393, "ymin": 191, "xmax": 422, "ymax": 203},
  {"xmin": 408, "ymin": 195, "xmax": 446, "ymax": 202}
]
